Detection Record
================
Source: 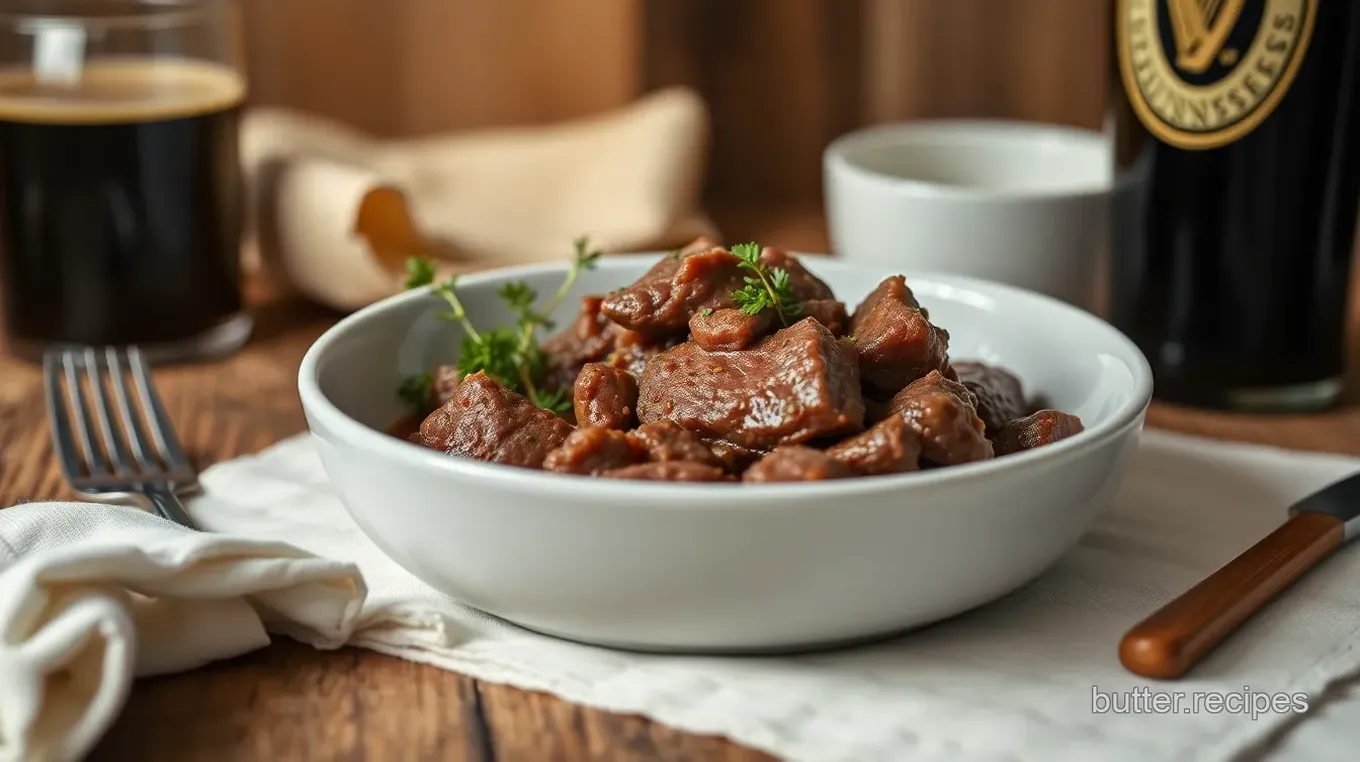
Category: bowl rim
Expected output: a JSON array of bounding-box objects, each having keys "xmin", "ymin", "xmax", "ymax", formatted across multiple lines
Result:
[
  {"xmin": 823, "ymin": 119, "xmax": 1113, "ymax": 203},
  {"xmin": 297, "ymin": 253, "xmax": 1153, "ymax": 504}
]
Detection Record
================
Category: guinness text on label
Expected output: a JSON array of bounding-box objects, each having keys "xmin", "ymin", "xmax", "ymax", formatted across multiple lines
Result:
[{"xmin": 1117, "ymin": 0, "xmax": 1316, "ymax": 149}]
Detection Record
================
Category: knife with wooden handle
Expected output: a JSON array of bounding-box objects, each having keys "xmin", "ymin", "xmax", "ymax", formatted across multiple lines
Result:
[{"xmin": 1120, "ymin": 471, "xmax": 1360, "ymax": 680}]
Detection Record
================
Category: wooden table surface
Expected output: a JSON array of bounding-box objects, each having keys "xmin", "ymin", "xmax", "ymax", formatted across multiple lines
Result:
[{"xmin": 3, "ymin": 208, "xmax": 1360, "ymax": 761}]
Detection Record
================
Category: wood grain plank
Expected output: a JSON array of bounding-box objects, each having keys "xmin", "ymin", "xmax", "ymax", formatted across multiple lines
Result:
[
  {"xmin": 395, "ymin": 0, "xmax": 640, "ymax": 135},
  {"xmin": 240, "ymin": 0, "xmax": 639, "ymax": 137},
  {"xmin": 863, "ymin": 0, "xmax": 1108, "ymax": 129},
  {"xmin": 88, "ymin": 642, "xmax": 492, "ymax": 762},
  {"xmin": 478, "ymin": 680, "xmax": 771, "ymax": 762},
  {"xmin": 644, "ymin": 0, "xmax": 865, "ymax": 204}
]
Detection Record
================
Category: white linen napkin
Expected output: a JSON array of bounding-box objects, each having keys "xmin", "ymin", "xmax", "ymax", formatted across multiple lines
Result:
[
  {"xmin": 3, "ymin": 428, "xmax": 1360, "ymax": 762},
  {"xmin": 0, "ymin": 506, "xmax": 366, "ymax": 762}
]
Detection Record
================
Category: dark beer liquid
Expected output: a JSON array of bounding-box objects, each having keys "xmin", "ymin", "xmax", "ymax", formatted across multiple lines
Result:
[
  {"xmin": 1110, "ymin": 0, "xmax": 1360, "ymax": 410},
  {"xmin": 0, "ymin": 59, "xmax": 245, "ymax": 352}
]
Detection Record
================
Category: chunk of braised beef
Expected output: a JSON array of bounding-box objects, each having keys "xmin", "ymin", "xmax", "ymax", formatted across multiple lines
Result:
[
  {"xmin": 689, "ymin": 307, "xmax": 774, "ymax": 352},
  {"xmin": 705, "ymin": 439, "xmax": 767, "ymax": 474},
  {"xmin": 543, "ymin": 296, "xmax": 617, "ymax": 366},
  {"xmin": 601, "ymin": 242, "xmax": 839, "ymax": 343},
  {"xmin": 826, "ymin": 415, "xmax": 922, "ymax": 476},
  {"xmin": 540, "ymin": 295, "xmax": 630, "ymax": 390},
  {"xmin": 602, "ymin": 461, "xmax": 733, "ymax": 482},
  {"xmin": 572, "ymin": 362, "xmax": 638, "ymax": 429},
  {"xmin": 799, "ymin": 298, "xmax": 849, "ymax": 336},
  {"xmin": 543, "ymin": 427, "xmax": 647, "ymax": 475},
  {"xmin": 761, "ymin": 248, "xmax": 835, "ymax": 301},
  {"xmin": 742, "ymin": 446, "xmax": 855, "ymax": 483},
  {"xmin": 888, "ymin": 370, "xmax": 992, "ymax": 466},
  {"xmin": 417, "ymin": 371, "xmax": 573, "ymax": 468},
  {"xmin": 600, "ymin": 247, "xmax": 746, "ymax": 340},
  {"xmin": 637, "ymin": 317, "xmax": 865, "ymax": 450},
  {"xmin": 851, "ymin": 276, "xmax": 951, "ymax": 398},
  {"xmin": 994, "ymin": 410, "xmax": 1085, "ymax": 456},
  {"xmin": 863, "ymin": 396, "xmax": 893, "ymax": 425},
  {"xmin": 627, "ymin": 420, "xmax": 724, "ymax": 468},
  {"xmin": 952, "ymin": 361, "xmax": 1027, "ymax": 436},
  {"xmin": 852, "ymin": 274, "xmax": 922, "ymax": 320}
]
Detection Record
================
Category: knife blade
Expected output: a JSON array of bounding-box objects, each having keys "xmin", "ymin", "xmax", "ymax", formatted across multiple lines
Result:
[{"xmin": 1119, "ymin": 470, "xmax": 1360, "ymax": 679}]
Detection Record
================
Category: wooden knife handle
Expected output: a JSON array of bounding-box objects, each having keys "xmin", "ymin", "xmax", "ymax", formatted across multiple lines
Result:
[{"xmin": 1119, "ymin": 512, "xmax": 1345, "ymax": 680}]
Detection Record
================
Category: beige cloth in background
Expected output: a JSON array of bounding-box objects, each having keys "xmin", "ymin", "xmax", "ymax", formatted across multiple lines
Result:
[{"xmin": 240, "ymin": 86, "xmax": 715, "ymax": 311}]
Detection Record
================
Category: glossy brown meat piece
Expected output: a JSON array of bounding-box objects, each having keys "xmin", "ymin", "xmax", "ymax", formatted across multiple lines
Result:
[
  {"xmin": 851, "ymin": 274, "xmax": 922, "ymax": 322},
  {"xmin": 994, "ymin": 410, "xmax": 1085, "ymax": 456},
  {"xmin": 888, "ymin": 370, "xmax": 992, "ymax": 466},
  {"xmin": 602, "ymin": 327, "xmax": 677, "ymax": 378},
  {"xmin": 800, "ymin": 299, "xmax": 849, "ymax": 336},
  {"xmin": 826, "ymin": 415, "xmax": 922, "ymax": 476},
  {"xmin": 705, "ymin": 439, "xmax": 766, "ymax": 474},
  {"xmin": 602, "ymin": 461, "xmax": 733, "ymax": 482},
  {"xmin": 601, "ymin": 243, "xmax": 838, "ymax": 342},
  {"xmin": 418, "ymin": 371, "xmax": 572, "ymax": 468},
  {"xmin": 627, "ymin": 420, "xmax": 724, "ymax": 468},
  {"xmin": 742, "ymin": 446, "xmax": 855, "ymax": 483},
  {"xmin": 851, "ymin": 276, "xmax": 951, "ymax": 397},
  {"xmin": 541, "ymin": 295, "xmax": 629, "ymax": 389},
  {"xmin": 600, "ymin": 247, "xmax": 746, "ymax": 340},
  {"xmin": 543, "ymin": 427, "xmax": 647, "ymax": 475},
  {"xmin": 572, "ymin": 363, "xmax": 638, "ymax": 429},
  {"xmin": 952, "ymin": 361, "xmax": 1027, "ymax": 436},
  {"xmin": 761, "ymin": 248, "xmax": 835, "ymax": 301},
  {"xmin": 689, "ymin": 307, "xmax": 773, "ymax": 351},
  {"xmin": 637, "ymin": 318, "xmax": 865, "ymax": 450}
]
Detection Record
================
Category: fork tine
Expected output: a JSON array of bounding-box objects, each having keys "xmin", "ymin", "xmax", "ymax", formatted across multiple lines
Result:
[
  {"xmin": 128, "ymin": 346, "xmax": 190, "ymax": 471},
  {"xmin": 60, "ymin": 349, "xmax": 110, "ymax": 477},
  {"xmin": 43, "ymin": 350, "xmax": 87, "ymax": 482},
  {"xmin": 106, "ymin": 347, "xmax": 156, "ymax": 471},
  {"xmin": 83, "ymin": 346, "xmax": 134, "ymax": 476}
]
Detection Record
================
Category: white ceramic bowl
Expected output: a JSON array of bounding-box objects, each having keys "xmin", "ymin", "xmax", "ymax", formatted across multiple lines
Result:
[{"xmin": 298, "ymin": 254, "xmax": 1152, "ymax": 652}]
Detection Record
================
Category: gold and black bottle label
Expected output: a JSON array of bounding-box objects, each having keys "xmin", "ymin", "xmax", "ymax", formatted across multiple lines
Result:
[{"xmin": 1116, "ymin": 0, "xmax": 1316, "ymax": 150}]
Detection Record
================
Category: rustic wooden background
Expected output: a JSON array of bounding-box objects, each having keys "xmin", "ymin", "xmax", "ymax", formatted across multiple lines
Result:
[{"xmin": 241, "ymin": 0, "xmax": 1111, "ymax": 210}]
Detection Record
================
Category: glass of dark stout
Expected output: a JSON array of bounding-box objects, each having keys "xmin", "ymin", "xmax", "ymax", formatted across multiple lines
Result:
[
  {"xmin": 0, "ymin": 0, "xmax": 248, "ymax": 362},
  {"xmin": 1109, "ymin": 0, "xmax": 1360, "ymax": 412}
]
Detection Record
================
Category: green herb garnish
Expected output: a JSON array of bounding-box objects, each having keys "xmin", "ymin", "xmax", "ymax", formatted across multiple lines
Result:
[
  {"xmin": 698, "ymin": 307, "xmax": 714, "ymax": 317},
  {"xmin": 401, "ymin": 237, "xmax": 601, "ymax": 414},
  {"xmin": 398, "ymin": 371, "xmax": 435, "ymax": 414},
  {"xmin": 729, "ymin": 242, "xmax": 802, "ymax": 326},
  {"xmin": 404, "ymin": 255, "xmax": 438, "ymax": 289}
]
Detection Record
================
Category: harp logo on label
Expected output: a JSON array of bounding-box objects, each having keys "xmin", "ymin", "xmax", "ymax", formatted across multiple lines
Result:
[{"xmin": 1117, "ymin": 0, "xmax": 1317, "ymax": 149}]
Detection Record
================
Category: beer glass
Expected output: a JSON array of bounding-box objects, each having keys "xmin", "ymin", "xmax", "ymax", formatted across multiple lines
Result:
[
  {"xmin": 1108, "ymin": 0, "xmax": 1360, "ymax": 411},
  {"xmin": 0, "ymin": 0, "xmax": 249, "ymax": 362}
]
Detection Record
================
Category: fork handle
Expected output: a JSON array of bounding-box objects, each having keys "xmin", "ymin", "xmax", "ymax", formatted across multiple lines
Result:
[{"xmin": 144, "ymin": 485, "xmax": 200, "ymax": 530}]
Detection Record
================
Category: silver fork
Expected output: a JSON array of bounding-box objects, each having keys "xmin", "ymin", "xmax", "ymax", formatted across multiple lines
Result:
[{"xmin": 43, "ymin": 346, "xmax": 200, "ymax": 530}]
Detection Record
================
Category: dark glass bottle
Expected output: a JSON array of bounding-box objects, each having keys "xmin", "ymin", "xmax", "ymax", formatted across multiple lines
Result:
[{"xmin": 1109, "ymin": 0, "xmax": 1360, "ymax": 411}]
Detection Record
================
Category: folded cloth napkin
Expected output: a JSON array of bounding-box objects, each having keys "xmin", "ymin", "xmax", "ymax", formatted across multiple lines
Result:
[
  {"xmin": 4, "ymin": 429, "xmax": 1360, "ymax": 762},
  {"xmin": 0, "ymin": 507, "xmax": 366, "ymax": 762},
  {"xmin": 240, "ymin": 86, "xmax": 715, "ymax": 311}
]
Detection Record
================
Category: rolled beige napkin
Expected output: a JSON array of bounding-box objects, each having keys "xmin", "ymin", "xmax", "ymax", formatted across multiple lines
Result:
[{"xmin": 241, "ymin": 86, "xmax": 716, "ymax": 311}]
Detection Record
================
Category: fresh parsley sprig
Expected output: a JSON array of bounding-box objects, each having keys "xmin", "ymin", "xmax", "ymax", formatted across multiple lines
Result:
[
  {"xmin": 729, "ymin": 242, "xmax": 802, "ymax": 326},
  {"xmin": 398, "ymin": 371, "xmax": 435, "ymax": 415},
  {"xmin": 398, "ymin": 238, "xmax": 601, "ymax": 415}
]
